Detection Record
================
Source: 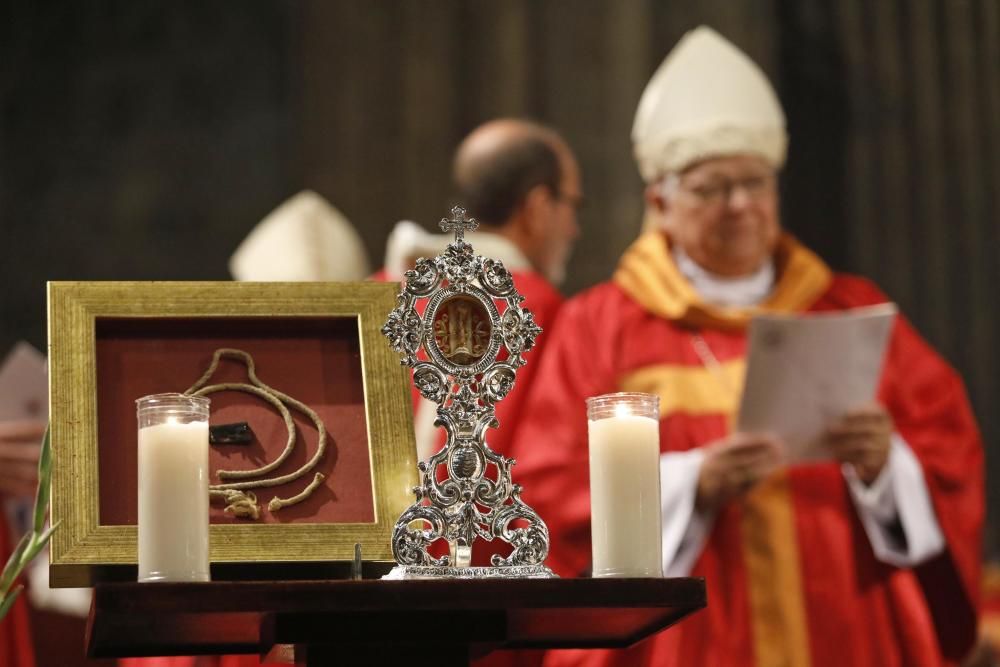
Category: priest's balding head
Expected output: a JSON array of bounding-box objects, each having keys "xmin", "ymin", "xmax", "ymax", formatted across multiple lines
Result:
[{"xmin": 452, "ymin": 119, "xmax": 582, "ymax": 286}]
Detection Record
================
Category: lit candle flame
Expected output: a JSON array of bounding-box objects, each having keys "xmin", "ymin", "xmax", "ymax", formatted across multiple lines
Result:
[{"xmin": 614, "ymin": 403, "xmax": 632, "ymax": 419}]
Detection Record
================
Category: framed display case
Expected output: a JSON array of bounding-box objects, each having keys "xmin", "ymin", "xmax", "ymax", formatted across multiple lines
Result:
[{"xmin": 47, "ymin": 281, "xmax": 417, "ymax": 586}]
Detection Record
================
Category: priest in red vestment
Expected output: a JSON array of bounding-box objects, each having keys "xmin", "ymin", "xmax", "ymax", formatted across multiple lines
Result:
[
  {"xmin": 378, "ymin": 118, "xmax": 581, "ymax": 466},
  {"xmin": 509, "ymin": 26, "xmax": 983, "ymax": 667}
]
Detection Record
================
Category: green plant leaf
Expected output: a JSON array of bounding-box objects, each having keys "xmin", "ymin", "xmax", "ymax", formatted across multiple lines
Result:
[
  {"xmin": 22, "ymin": 521, "xmax": 61, "ymax": 565},
  {"xmin": 1, "ymin": 421, "xmax": 59, "ymax": 624},
  {"xmin": 0, "ymin": 533, "xmax": 31, "ymax": 596},
  {"xmin": 0, "ymin": 584, "xmax": 24, "ymax": 622},
  {"xmin": 33, "ymin": 423, "xmax": 52, "ymax": 534},
  {"xmin": 0, "ymin": 422, "xmax": 59, "ymax": 624}
]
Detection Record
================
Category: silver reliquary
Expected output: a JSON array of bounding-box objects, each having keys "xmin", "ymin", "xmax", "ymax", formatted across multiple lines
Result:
[{"xmin": 381, "ymin": 206, "xmax": 554, "ymax": 579}]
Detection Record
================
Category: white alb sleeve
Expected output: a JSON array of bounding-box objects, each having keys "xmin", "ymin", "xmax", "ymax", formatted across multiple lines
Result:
[
  {"xmin": 660, "ymin": 450, "xmax": 714, "ymax": 576},
  {"xmin": 28, "ymin": 551, "xmax": 92, "ymax": 617},
  {"xmin": 842, "ymin": 433, "xmax": 946, "ymax": 567}
]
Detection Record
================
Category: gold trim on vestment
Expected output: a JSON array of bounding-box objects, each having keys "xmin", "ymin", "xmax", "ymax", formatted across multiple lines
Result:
[{"xmin": 613, "ymin": 231, "xmax": 832, "ymax": 331}]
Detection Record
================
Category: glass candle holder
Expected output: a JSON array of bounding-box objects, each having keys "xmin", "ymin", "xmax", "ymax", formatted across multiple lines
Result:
[
  {"xmin": 586, "ymin": 392, "xmax": 663, "ymax": 578},
  {"xmin": 136, "ymin": 392, "xmax": 211, "ymax": 582}
]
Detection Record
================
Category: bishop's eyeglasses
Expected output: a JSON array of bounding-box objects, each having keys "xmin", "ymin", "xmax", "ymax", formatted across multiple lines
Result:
[{"xmin": 676, "ymin": 171, "xmax": 776, "ymax": 207}]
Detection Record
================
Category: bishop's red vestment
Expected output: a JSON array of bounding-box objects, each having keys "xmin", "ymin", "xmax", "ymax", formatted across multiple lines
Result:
[{"xmin": 510, "ymin": 232, "xmax": 982, "ymax": 667}]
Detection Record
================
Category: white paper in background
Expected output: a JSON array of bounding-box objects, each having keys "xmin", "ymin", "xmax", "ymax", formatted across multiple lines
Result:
[
  {"xmin": 0, "ymin": 341, "xmax": 48, "ymax": 421},
  {"xmin": 0, "ymin": 341, "xmax": 48, "ymax": 542},
  {"xmin": 737, "ymin": 303, "xmax": 897, "ymax": 463}
]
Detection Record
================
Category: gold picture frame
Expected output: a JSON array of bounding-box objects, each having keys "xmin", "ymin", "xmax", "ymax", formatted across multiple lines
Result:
[{"xmin": 47, "ymin": 281, "xmax": 417, "ymax": 586}]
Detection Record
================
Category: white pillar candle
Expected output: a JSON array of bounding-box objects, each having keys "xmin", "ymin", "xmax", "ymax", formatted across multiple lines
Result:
[
  {"xmin": 136, "ymin": 394, "xmax": 210, "ymax": 582},
  {"xmin": 587, "ymin": 394, "xmax": 662, "ymax": 577}
]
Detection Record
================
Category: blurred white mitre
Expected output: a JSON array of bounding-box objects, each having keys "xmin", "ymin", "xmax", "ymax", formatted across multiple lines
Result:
[
  {"xmin": 229, "ymin": 190, "xmax": 370, "ymax": 281},
  {"xmin": 632, "ymin": 25, "xmax": 788, "ymax": 182}
]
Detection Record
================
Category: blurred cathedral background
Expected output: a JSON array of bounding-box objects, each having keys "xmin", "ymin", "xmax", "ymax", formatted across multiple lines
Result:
[{"xmin": 1, "ymin": 0, "xmax": 998, "ymax": 558}]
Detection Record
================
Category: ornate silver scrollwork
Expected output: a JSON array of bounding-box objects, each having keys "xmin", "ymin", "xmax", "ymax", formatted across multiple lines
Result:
[{"xmin": 381, "ymin": 205, "xmax": 554, "ymax": 579}]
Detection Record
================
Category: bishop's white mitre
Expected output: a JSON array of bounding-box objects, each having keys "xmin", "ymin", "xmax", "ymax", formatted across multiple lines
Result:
[
  {"xmin": 229, "ymin": 190, "xmax": 370, "ymax": 281},
  {"xmin": 632, "ymin": 25, "xmax": 788, "ymax": 182}
]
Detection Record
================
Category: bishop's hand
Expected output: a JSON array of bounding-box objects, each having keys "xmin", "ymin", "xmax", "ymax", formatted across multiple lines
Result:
[
  {"xmin": 696, "ymin": 432, "xmax": 784, "ymax": 513},
  {"xmin": 823, "ymin": 403, "xmax": 893, "ymax": 485}
]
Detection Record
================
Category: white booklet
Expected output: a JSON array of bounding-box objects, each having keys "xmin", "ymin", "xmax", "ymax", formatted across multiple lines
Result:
[{"xmin": 737, "ymin": 303, "xmax": 897, "ymax": 463}]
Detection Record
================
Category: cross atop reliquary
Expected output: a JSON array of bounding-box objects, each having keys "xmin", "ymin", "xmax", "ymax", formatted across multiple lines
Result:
[
  {"xmin": 381, "ymin": 206, "xmax": 553, "ymax": 579},
  {"xmin": 439, "ymin": 205, "xmax": 479, "ymax": 241}
]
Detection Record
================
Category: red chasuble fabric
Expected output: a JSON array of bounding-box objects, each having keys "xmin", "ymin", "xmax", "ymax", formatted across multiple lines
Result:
[
  {"xmin": 0, "ymin": 510, "xmax": 35, "ymax": 667},
  {"xmin": 509, "ymin": 232, "xmax": 983, "ymax": 667},
  {"xmin": 118, "ymin": 648, "xmax": 284, "ymax": 665},
  {"xmin": 484, "ymin": 271, "xmax": 564, "ymax": 458}
]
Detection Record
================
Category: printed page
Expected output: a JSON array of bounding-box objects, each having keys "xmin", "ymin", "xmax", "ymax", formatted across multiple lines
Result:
[{"xmin": 737, "ymin": 303, "xmax": 897, "ymax": 463}]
